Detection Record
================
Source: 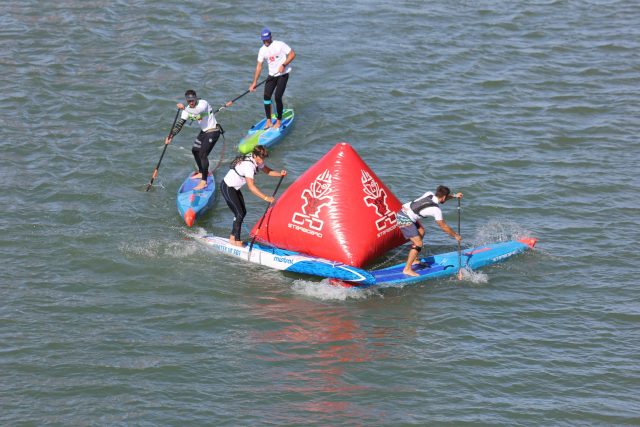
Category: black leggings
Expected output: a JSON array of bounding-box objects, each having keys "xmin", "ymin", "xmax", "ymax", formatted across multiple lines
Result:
[
  {"xmin": 192, "ymin": 130, "xmax": 220, "ymax": 180},
  {"xmin": 221, "ymin": 181, "xmax": 246, "ymax": 241},
  {"xmin": 264, "ymin": 73, "xmax": 289, "ymax": 120}
]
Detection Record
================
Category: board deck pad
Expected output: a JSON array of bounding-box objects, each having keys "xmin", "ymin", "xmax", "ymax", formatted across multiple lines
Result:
[{"xmin": 238, "ymin": 109, "xmax": 295, "ymax": 154}]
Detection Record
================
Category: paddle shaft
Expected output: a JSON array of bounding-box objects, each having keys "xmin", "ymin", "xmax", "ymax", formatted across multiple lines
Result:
[
  {"xmin": 145, "ymin": 109, "xmax": 181, "ymax": 191},
  {"xmin": 457, "ymin": 197, "xmax": 462, "ymax": 275},
  {"xmin": 247, "ymin": 174, "xmax": 285, "ymax": 259},
  {"xmin": 213, "ymin": 77, "xmax": 268, "ymax": 115},
  {"xmin": 146, "ymin": 80, "xmax": 269, "ymax": 191}
]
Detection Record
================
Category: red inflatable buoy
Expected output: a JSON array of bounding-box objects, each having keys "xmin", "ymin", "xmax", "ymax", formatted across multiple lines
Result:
[{"xmin": 250, "ymin": 142, "xmax": 405, "ymax": 267}]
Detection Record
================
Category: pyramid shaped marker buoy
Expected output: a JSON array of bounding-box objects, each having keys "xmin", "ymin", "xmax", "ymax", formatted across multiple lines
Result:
[{"xmin": 250, "ymin": 142, "xmax": 405, "ymax": 267}]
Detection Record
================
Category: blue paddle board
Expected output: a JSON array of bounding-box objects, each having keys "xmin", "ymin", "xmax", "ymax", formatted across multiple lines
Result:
[
  {"xmin": 238, "ymin": 109, "xmax": 295, "ymax": 154},
  {"xmin": 176, "ymin": 171, "xmax": 216, "ymax": 227},
  {"xmin": 332, "ymin": 238, "xmax": 537, "ymax": 288}
]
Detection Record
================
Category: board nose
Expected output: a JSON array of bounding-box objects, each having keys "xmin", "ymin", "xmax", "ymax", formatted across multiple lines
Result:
[
  {"xmin": 518, "ymin": 237, "xmax": 538, "ymax": 248},
  {"xmin": 184, "ymin": 208, "xmax": 196, "ymax": 227}
]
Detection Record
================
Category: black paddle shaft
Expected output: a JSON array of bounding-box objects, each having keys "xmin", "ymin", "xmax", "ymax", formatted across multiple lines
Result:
[
  {"xmin": 145, "ymin": 109, "xmax": 180, "ymax": 192},
  {"xmin": 213, "ymin": 78, "xmax": 268, "ymax": 115},
  {"xmin": 247, "ymin": 174, "xmax": 285, "ymax": 259},
  {"xmin": 457, "ymin": 196, "xmax": 462, "ymax": 274}
]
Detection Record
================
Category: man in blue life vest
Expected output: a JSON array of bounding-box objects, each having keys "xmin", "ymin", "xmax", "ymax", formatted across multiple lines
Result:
[{"xmin": 396, "ymin": 185, "xmax": 463, "ymax": 276}]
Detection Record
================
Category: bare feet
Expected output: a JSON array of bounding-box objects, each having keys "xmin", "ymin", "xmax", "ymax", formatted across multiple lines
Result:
[
  {"xmin": 191, "ymin": 172, "xmax": 202, "ymax": 180},
  {"xmin": 402, "ymin": 269, "xmax": 419, "ymax": 277},
  {"xmin": 229, "ymin": 237, "xmax": 244, "ymax": 247},
  {"xmin": 193, "ymin": 181, "xmax": 207, "ymax": 191},
  {"xmin": 273, "ymin": 119, "xmax": 281, "ymax": 129},
  {"xmin": 263, "ymin": 120, "xmax": 273, "ymax": 130}
]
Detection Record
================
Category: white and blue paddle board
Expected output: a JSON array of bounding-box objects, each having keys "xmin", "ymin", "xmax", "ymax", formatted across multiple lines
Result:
[{"xmin": 195, "ymin": 235, "xmax": 375, "ymax": 285}]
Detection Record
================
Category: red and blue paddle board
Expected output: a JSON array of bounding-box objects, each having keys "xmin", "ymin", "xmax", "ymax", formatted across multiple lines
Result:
[{"xmin": 176, "ymin": 171, "xmax": 216, "ymax": 227}]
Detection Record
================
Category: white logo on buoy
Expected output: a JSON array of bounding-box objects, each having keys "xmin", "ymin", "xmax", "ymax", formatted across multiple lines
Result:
[
  {"xmin": 289, "ymin": 169, "xmax": 334, "ymax": 237},
  {"xmin": 361, "ymin": 170, "xmax": 396, "ymax": 237}
]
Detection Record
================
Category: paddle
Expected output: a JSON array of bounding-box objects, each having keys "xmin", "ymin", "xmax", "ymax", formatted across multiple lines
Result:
[
  {"xmin": 247, "ymin": 174, "xmax": 285, "ymax": 260},
  {"xmin": 457, "ymin": 196, "xmax": 463, "ymax": 280},
  {"xmin": 214, "ymin": 77, "xmax": 268, "ymax": 115},
  {"xmin": 145, "ymin": 109, "xmax": 181, "ymax": 192}
]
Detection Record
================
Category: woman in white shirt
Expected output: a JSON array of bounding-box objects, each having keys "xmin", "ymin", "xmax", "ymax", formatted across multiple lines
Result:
[{"xmin": 220, "ymin": 145, "xmax": 287, "ymax": 246}]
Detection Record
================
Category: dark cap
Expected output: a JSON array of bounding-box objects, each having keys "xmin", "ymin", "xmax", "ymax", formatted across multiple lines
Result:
[{"xmin": 185, "ymin": 90, "xmax": 197, "ymax": 102}]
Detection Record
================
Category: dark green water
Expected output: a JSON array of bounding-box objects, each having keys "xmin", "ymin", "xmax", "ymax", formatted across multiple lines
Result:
[{"xmin": 2, "ymin": 1, "xmax": 639, "ymax": 425}]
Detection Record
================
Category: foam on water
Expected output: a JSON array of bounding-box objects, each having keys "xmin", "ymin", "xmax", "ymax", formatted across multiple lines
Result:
[
  {"xmin": 457, "ymin": 267, "xmax": 489, "ymax": 285},
  {"xmin": 470, "ymin": 219, "xmax": 534, "ymax": 247},
  {"xmin": 119, "ymin": 238, "xmax": 199, "ymax": 259},
  {"xmin": 291, "ymin": 278, "xmax": 381, "ymax": 301}
]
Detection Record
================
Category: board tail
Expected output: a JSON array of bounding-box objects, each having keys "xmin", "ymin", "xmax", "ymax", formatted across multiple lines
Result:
[{"xmin": 238, "ymin": 131, "xmax": 263, "ymax": 154}]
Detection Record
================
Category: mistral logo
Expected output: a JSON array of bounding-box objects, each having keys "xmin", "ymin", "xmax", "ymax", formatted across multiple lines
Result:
[
  {"xmin": 361, "ymin": 170, "xmax": 397, "ymax": 238},
  {"xmin": 289, "ymin": 169, "xmax": 333, "ymax": 238}
]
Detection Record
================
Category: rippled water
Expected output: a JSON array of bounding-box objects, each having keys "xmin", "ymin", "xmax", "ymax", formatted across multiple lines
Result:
[{"xmin": 2, "ymin": 1, "xmax": 639, "ymax": 425}]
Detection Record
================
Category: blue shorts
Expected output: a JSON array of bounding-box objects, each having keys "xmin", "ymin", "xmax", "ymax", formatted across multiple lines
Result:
[{"xmin": 396, "ymin": 210, "xmax": 422, "ymax": 239}]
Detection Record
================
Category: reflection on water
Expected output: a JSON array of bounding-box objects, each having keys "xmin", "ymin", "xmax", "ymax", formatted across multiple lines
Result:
[{"xmin": 246, "ymin": 296, "xmax": 392, "ymax": 421}]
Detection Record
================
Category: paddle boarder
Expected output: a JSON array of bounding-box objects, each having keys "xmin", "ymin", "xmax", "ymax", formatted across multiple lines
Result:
[
  {"xmin": 396, "ymin": 186, "xmax": 463, "ymax": 276},
  {"xmin": 221, "ymin": 145, "xmax": 287, "ymax": 247},
  {"xmin": 165, "ymin": 90, "xmax": 228, "ymax": 191},
  {"xmin": 248, "ymin": 27, "xmax": 295, "ymax": 130}
]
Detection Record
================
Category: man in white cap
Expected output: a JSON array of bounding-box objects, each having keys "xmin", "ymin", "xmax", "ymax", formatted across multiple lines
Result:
[{"xmin": 249, "ymin": 27, "xmax": 296, "ymax": 129}]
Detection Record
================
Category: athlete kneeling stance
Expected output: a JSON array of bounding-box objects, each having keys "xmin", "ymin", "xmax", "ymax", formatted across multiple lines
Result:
[{"xmin": 395, "ymin": 185, "xmax": 462, "ymax": 277}]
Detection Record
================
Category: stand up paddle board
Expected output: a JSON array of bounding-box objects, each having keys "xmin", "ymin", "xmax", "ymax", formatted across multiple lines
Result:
[
  {"xmin": 238, "ymin": 109, "xmax": 294, "ymax": 154},
  {"xmin": 335, "ymin": 237, "xmax": 537, "ymax": 288},
  {"xmin": 176, "ymin": 171, "xmax": 216, "ymax": 227},
  {"xmin": 195, "ymin": 235, "xmax": 375, "ymax": 285}
]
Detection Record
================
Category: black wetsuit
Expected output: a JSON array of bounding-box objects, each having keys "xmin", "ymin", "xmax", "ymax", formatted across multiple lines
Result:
[{"xmin": 264, "ymin": 73, "xmax": 289, "ymax": 120}]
